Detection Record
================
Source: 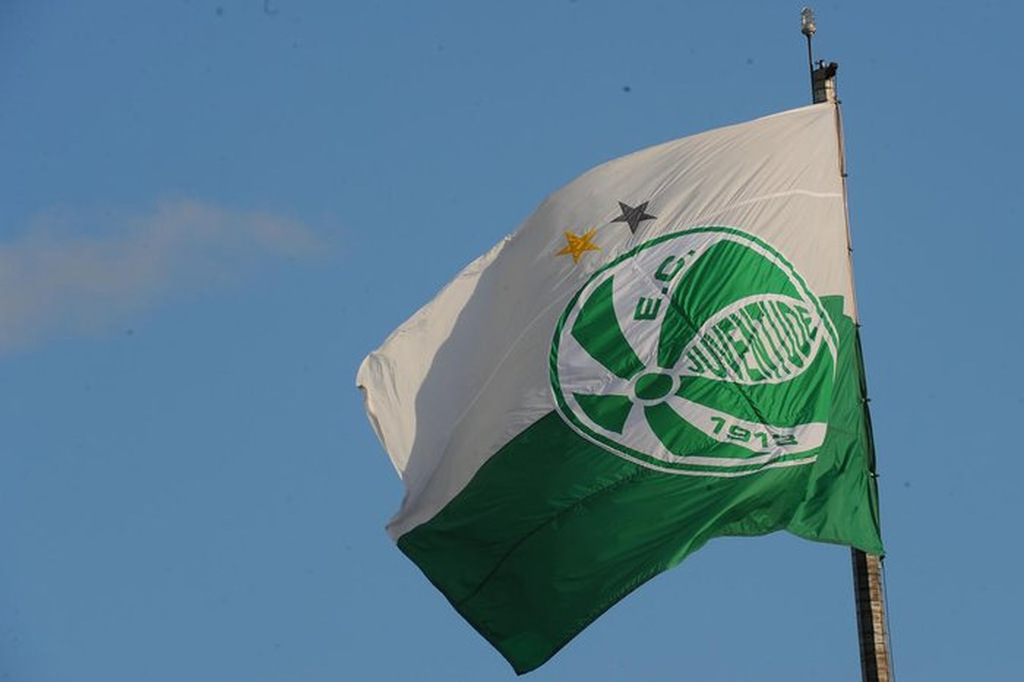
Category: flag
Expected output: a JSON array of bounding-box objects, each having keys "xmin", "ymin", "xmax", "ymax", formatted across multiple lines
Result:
[{"xmin": 356, "ymin": 103, "xmax": 883, "ymax": 674}]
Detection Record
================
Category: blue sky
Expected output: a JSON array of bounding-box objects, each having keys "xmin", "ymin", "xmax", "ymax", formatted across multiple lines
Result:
[{"xmin": 2, "ymin": 1, "xmax": 1022, "ymax": 680}]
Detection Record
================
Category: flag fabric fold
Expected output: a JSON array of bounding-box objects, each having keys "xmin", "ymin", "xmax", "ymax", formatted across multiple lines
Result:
[{"xmin": 357, "ymin": 103, "xmax": 882, "ymax": 674}]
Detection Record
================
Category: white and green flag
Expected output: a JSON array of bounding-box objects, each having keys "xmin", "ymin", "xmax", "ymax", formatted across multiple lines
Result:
[{"xmin": 357, "ymin": 103, "xmax": 883, "ymax": 674}]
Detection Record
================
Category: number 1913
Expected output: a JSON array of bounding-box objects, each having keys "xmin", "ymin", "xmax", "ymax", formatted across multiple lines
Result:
[{"xmin": 709, "ymin": 416, "xmax": 797, "ymax": 448}]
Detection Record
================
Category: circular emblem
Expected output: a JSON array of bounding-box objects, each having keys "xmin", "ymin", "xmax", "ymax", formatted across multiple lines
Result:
[{"xmin": 550, "ymin": 227, "xmax": 839, "ymax": 476}]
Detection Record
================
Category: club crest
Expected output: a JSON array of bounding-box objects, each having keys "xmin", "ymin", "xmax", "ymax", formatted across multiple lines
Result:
[{"xmin": 550, "ymin": 227, "xmax": 839, "ymax": 476}]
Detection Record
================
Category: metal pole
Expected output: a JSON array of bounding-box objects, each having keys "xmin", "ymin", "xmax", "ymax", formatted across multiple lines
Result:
[
  {"xmin": 805, "ymin": 33, "xmax": 815, "ymax": 98},
  {"xmin": 801, "ymin": 8, "xmax": 894, "ymax": 682},
  {"xmin": 852, "ymin": 550, "xmax": 892, "ymax": 682}
]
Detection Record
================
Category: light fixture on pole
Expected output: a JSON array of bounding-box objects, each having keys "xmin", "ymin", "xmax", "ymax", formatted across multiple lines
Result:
[{"xmin": 801, "ymin": 7, "xmax": 816, "ymax": 95}]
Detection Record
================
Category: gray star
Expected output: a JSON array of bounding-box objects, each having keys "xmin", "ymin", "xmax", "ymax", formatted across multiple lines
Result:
[{"xmin": 611, "ymin": 201, "xmax": 656, "ymax": 234}]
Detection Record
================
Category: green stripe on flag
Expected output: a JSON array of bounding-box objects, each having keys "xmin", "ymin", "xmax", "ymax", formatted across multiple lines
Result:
[{"xmin": 397, "ymin": 297, "xmax": 881, "ymax": 674}]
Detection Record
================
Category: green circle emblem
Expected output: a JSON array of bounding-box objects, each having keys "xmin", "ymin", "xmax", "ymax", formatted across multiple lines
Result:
[{"xmin": 550, "ymin": 227, "xmax": 839, "ymax": 476}]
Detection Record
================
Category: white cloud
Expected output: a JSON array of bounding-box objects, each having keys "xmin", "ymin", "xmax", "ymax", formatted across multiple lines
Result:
[{"xmin": 0, "ymin": 199, "xmax": 323, "ymax": 352}]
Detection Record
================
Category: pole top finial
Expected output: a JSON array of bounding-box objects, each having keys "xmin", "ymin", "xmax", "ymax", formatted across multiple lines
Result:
[{"xmin": 801, "ymin": 7, "xmax": 817, "ymax": 38}]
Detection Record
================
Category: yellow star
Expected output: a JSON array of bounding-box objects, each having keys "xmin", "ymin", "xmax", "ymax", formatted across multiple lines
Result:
[{"xmin": 556, "ymin": 228, "xmax": 600, "ymax": 264}]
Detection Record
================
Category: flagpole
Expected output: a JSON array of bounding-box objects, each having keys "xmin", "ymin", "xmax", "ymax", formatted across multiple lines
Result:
[{"xmin": 801, "ymin": 8, "xmax": 894, "ymax": 682}]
